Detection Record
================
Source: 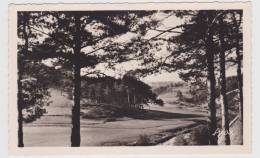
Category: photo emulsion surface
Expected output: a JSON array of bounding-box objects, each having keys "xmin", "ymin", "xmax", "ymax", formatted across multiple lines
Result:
[{"xmin": 8, "ymin": 3, "xmax": 252, "ymax": 154}]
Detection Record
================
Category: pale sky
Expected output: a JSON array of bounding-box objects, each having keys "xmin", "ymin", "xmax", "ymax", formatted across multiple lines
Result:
[
  {"xmin": 141, "ymin": 72, "xmax": 182, "ymax": 83},
  {"xmin": 88, "ymin": 12, "xmax": 185, "ymax": 83}
]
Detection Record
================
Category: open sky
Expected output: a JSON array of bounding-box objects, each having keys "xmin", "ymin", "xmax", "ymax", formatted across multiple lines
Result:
[{"xmin": 87, "ymin": 12, "xmax": 185, "ymax": 83}]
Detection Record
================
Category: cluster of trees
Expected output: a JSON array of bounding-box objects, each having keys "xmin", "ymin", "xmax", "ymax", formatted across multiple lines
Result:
[
  {"xmin": 153, "ymin": 82, "xmax": 184, "ymax": 95},
  {"xmin": 81, "ymin": 75, "xmax": 163, "ymax": 109},
  {"xmin": 45, "ymin": 67, "xmax": 164, "ymax": 112},
  {"xmin": 137, "ymin": 10, "xmax": 243, "ymax": 145},
  {"xmin": 177, "ymin": 10, "xmax": 243, "ymax": 145}
]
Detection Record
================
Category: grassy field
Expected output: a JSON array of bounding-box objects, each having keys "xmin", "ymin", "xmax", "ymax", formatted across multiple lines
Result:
[{"xmin": 23, "ymin": 87, "xmax": 208, "ymax": 146}]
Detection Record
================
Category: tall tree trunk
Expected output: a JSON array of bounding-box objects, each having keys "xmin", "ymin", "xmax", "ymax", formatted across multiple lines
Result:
[
  {"xmin": 206, "ymin": 12, "xmax": 218, "ymax": 145},
  {"xmin": 71, "ymin": 14, "xmax": 81, "ymax": 147},
  {"xmin": 236, "ymin": 44, "xmax": 243, "ymax": 144},
  {"xmin": 18, "ymin": 78, "xmax": 24, "ymax": 147},
  {"xmin": 219, "ymin": 15, "xmax": 231, "ymax": 145},
  {"xmin": 18, "ymin": 13, "xmax": 29, "ymax": 147},
  {"xmin": 127, "ymin": 92, "xmax": 130, "ymax": 105},
  {"xmin": 134, "ymin": 95, "xmax": 136, "ymax": 105},
  {"xmin": 233, "ymin": 11, "xmax": 243, "ymax": 144},
  {"xmin": 206, "ymin": 52, "xmax": 218, "ymax": 145}
]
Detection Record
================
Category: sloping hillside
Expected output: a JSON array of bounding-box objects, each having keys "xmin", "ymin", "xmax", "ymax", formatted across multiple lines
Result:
[{"xmin": 149, "ymin": 80, "xmax": 240, "ymax": 125}]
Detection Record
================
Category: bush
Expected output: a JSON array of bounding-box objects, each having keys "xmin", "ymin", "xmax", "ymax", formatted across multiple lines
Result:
[
  {"xmin": 21, "ymin": 77, "xmax": 50, "ymax": 123},
  {"xmin": 136, "ymin": 134, "xmax": 150, "ymax": 146},
  {"xmin": 174, "ymin": 134, "xmax": 189, "ymax": 145},
  {"xmin": 176, "ymin": 90, "xmax": 183, "ymax": 101},
  {"xmin": 23, "ymin": 106, "xmax": 47, "ymax": 123},
  {"xmin": 173, "ymin": 125, "xmax": 210, "ymax": 146},
  {"xmin": 189, "ymin": 125, "xmax": 210, "ymax": 145},
  {"xmin": 104, "ymin": 117, "xmax": 117, "ymax": 123}
]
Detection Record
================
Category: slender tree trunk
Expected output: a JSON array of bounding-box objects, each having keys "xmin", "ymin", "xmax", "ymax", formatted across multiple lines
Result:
[
  {"xmin": 130, "ymin": 94, "xmax": 132, "ymax": 109},
  {"xmin": 206, "ymin": 54, "xmax": 218, "ymax": 145},
  {"xmin": 219, "ymin": 15, "xmax": 231, "ymax": 145},
  {"xmin": 206, "ymin": 12, "xmax": 218, "ymax": 145},
  {"xmin": 18, "ymin": 78, "xmax": 24, "ymax": 147},
  {"xmin": 127, "ymin": 92, "xmax": 130, "ymax": 105},
  {"xmin": 233, "ymin": 12, "xmax": 243, "ymax": 144},
  {"xmin": 71, "ymin": 14, "xmax": 81, "ymax": 147},
  {"xmin": 18, "ymin": 13, "xmax": 29, "ymax": 147},
  {"xmin": 134, "ymin": 95, "xmax": 136, "ymax": 109},
  {"xmin": 236, "ymin": 46, "xmax": 243, "ymax": 144}
]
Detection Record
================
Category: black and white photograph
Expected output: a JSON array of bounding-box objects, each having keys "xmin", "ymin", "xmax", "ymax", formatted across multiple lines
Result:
[{"xmin": 8, "ymin": 2, "xmax": 251, "ymax": 154}]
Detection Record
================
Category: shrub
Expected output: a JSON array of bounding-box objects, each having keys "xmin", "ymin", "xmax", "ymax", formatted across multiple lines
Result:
[
  {"xmin": 176, "ymin": 90, "xmax": 183, "ymax": 101},
  {"xmin": 174, "ymin": 134, "xmax": 189, "ymax": 145},
  {"xmin": 189, "ymin": 125, "xmax": 210, "ymax": 145},
  {"xmin": 174, "ymin": 125, "xmax": 210, "ymax": 146},
  {"xmin": 136, "ymin": 134, "xmax": 150, "ymax": 146},
  {"xmin": 21, "ymin": 77, "xmax": 50, "ymax": 123},
  {"xmin": 104, "ymin": 117, "xmax": 116, "ymax": 122}
]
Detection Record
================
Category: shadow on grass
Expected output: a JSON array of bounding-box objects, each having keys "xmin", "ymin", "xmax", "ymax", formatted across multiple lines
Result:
[{"xmin": 127, "ymin": 110, "xmax": 204, "ymax": 120}]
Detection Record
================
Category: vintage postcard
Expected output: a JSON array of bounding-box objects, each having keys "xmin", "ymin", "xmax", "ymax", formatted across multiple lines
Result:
[{"xmin": 8, "ymin": 2, "xmax": 251, "ymax": 155}]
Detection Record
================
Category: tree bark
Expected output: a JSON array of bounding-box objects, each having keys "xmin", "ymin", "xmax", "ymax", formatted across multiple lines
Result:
[
  {"xmin": 71, "ymin": 14, "xmax": 81, "ymax": 147},
  {"xmin": 218, "ymin": 15, "xmax": 231, "ymax": 145},
  {"xmin": 18, "ymin": 79, "xmax": 24, "ymax": 147},
  {"xmin": 236, "ymin": 45, "xmax": 243, "ymax": 144},
  {"xmin": 205, "ymin": 12, "xmax": 218, "ymax": 145},
  {"xmin": 233, "ymin": 12, "xmax": 243, "ymax": 144},
  {"xmin": 127, "ymin": 92, "xmax": 130, "ymax": 105},
  {"xmin": 206, "ymin": 53, "xmax": 218, "ymax": 145},
  {"xmin": 18, "ymin": 13, "xmax": 29, "ymax": 147}
]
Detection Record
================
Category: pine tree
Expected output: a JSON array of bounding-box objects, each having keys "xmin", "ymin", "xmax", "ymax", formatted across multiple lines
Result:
[
  {"xmin": 218, "ymin": 12, "xmax": 230, "ymax": 145},
  {"xmin": 17, "ymin": 12, "xmax": 51, "ymax": 147},
  {"xmin": 136, "ymin": 10, "xmax": 220, "ymax": 144},
  {"xmin": 17, "ymin": 12, "xmax": 29, "ymax": 147},
  {"xmin": 232, "ymin": 11, "xmax": 243, "ymax": 144},
  {"xmin": 26, "ymin": 11, "xmax": 157, "ymax": 146}
]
